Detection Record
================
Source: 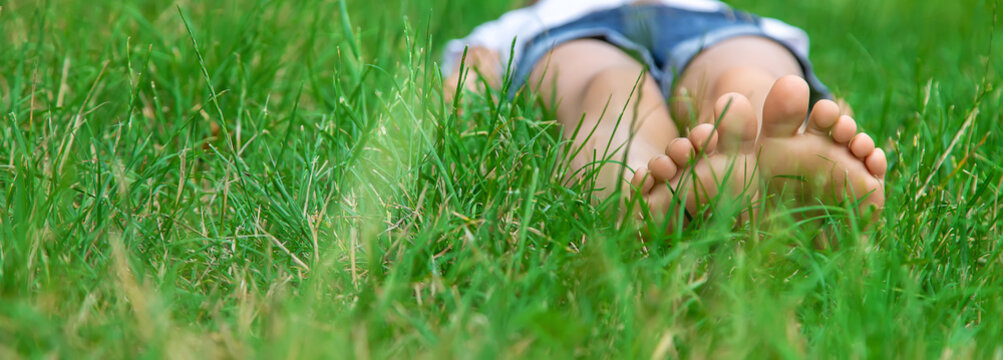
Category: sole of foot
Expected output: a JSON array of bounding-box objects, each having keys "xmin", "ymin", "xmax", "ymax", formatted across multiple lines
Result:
[{"xmin": 756, "ymin": 75, "xmax": 886, "ymax": 222}]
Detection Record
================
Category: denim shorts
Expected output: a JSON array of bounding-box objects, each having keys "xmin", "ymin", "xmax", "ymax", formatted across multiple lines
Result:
[{"xmin": 507, "ymin": 4, "xmax": 832, "ymax": 103}]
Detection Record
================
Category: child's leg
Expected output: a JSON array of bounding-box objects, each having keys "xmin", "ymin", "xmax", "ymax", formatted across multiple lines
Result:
[
  {"xmin": 529, "ymin": 39, "xmax": 757, "ymax": 220},
  {"xmin": 528, "ymin": 39, "xmax": 678, "ymax": 197},
  {"xmin": 533, "ymin": 34, "xmax": 887, "ymax": 223}
]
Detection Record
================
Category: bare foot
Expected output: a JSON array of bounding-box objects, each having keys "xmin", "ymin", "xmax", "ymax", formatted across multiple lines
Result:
[
  {"xmin": 628, "ymin": 95, "xmax": 760, "ymax": 226},
  {"xmin": 756, "ymin": 75, "xmax": 887, "ymax": 217}
]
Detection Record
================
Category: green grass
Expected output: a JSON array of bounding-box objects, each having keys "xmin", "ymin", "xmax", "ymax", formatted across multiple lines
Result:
[{"xmin": 1, "ymin": 0, "xmax": 1002, "ymax": 358}]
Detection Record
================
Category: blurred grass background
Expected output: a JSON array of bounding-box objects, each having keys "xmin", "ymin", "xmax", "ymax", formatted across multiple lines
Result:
[{"xmin": 0, "ymin": 0, "xmax": 1001, "ymax": 358}]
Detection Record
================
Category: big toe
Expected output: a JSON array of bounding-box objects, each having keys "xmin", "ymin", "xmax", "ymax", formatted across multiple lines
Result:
[{"xmin": 762, "ymin": 75, "xmax": 810, "ymax": 137}]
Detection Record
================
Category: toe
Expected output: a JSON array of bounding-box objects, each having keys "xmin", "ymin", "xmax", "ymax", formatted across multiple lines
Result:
[
  {"xmin": 831, "ymin": 115, "xmax": 857, "ymax": 144},
  {"xmin": 865, "ymin": 148, "xmax": 887, "ymax": 179},
  {"xmin": 849, "ymin": 133, "xmax": 876, "ymax": 159},
  {"xmin": 667, "ymin": 138, "xmax": 695, "ymax": 168},
  {"xmin": 630, "ymin": 168, "xmax": 655, "ymax": 194},
  {"xmin": 648, "ymin": 155, "xmax": 677, "ymax": 183},
  {"xmin": 857, "ymin": 176, "xmax": 885, "ymax": 214},
  {"xmin": 807, "ymin": 99, "xmax": 840, "ymax": 133},
  {"xmin": 688, "ymin": 123, "xmax": 719, "ymax": 154},
  {"xmin": 762, "ymin": 75, "xmax": 810, "ymax": 137},
  {"xmin": 713, "ymin": 93, "xmax": 757, "ymax": 148}
]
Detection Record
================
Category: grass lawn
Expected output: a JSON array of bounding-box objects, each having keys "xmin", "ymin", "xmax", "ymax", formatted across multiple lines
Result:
[{"xmin": 1, "ymin": 0, "xmax": 1002, "ymax": 358}]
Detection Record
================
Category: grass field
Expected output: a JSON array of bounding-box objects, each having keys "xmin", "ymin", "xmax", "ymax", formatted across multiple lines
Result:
[{"xmin": 1, "ymin": 0, "xmax": 1002, "ymax": 358}]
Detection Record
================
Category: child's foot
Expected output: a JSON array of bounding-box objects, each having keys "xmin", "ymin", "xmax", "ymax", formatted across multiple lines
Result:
[
  {"xmin": 756, "ymin": 76, "xmax": 886, "ymax": 216},
  {"xmin": 628, "ymin": 96, "xmax": 760, "ymax": 225}
]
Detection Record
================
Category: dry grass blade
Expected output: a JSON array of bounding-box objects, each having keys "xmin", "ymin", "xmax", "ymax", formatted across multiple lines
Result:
[
  {"xmin": 256, "ymin": 223, "xmax": 311, "ymax": 272},
  {"xmin": 914, "ymin": 108, "xmax": 979, "ymax": 201}
]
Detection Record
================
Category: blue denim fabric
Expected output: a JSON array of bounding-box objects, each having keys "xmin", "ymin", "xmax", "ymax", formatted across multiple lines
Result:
[{"xmin": 507, "ymin": 4, "xmax": 832, "ymax": 103}]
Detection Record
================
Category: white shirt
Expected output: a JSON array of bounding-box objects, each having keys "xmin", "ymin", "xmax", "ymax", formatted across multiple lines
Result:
[
  {"xmin": 442, "ymin": 0, "xmax": 728, "ymax": 76},
  {"xmin": 441, "ymin": 0, "xmax": 809, "ymax": 78}
]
